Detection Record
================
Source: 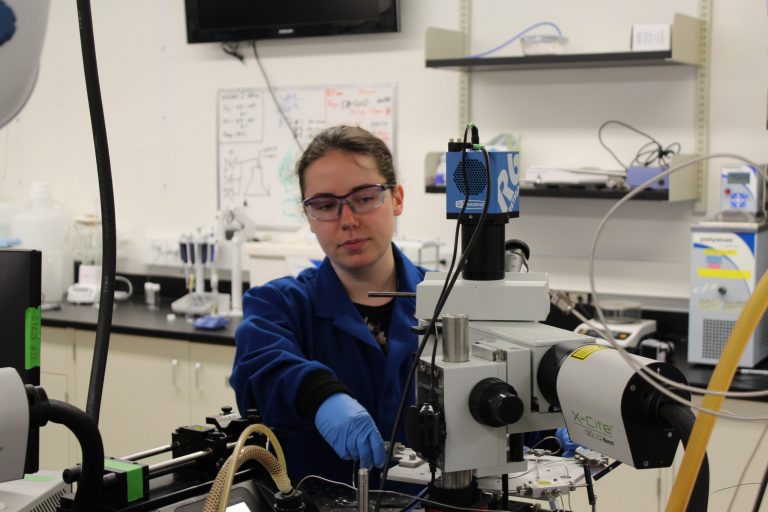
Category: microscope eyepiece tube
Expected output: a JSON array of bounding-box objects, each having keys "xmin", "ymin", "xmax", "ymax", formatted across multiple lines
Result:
[{"xmin": 442, "ymin": 314, "xmax": 469, "ymax": 362}]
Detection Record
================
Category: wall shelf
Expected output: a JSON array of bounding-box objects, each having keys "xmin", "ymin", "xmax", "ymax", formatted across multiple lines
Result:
[
  {"xmin": 425, "ymin": 184, "xmax": 669, "ymax": 201},
  {"xmin": 425, "ymin": 153, "xmax": 700, "ymax": 203},
  {"xmin": 426, "ymin": 51, "xmax": 697, "ymax": 72},
  {"xmin": 423, "ymin": 13, "xmax": 706, "ymax": 207},
  {"xmin": 425, "ymin": 14, "xmax": 703, "ymax": 70}
]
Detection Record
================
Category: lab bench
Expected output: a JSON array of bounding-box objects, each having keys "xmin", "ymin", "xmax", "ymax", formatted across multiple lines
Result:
[
  {"xmin": 37, "ymin": 303, "xmax": 768, "ymax": 511},
  {"xmin": 41, "ymin": 299, "xmax": 240, "ymax": 345}
]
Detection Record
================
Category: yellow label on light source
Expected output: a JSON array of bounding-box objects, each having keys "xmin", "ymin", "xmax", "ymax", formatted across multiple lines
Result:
[
  {"xmin": 696, "ymin": 268, "xmax": 751, "ymax": 280},
  {"xmin": 703, "ymin": 249, "xmax": 737, "ymax": 256},
  {"xmin": 570, "ymin": 344, "xmax": 607, "ymax": 361}
]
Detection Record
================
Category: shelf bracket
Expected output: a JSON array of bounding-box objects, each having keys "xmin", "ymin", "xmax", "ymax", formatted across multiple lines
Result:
[
  {"xmin": 459, "ymin": 0, "xmax": 471, "ymax": 133},
  {"xmin": 693, "ymin": 2, "xmax": 712, "ymax": 214}
]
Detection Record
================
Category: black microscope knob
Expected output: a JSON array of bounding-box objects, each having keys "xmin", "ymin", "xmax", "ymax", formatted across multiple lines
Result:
[{"xmin": 469, "ymin": 378, "xmax": 524, "ymax": 427}]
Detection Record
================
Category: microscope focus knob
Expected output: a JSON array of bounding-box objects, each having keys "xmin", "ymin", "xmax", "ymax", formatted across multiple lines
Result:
[{"xmin": 468, "ymin": 378, "xmax": 524, "ymax": 427}]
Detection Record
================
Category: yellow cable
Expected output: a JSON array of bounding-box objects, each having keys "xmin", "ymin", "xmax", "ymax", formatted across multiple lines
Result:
[
  {"xmin": 665, "ymin": 270, "xmax": 768, "ymax": 512},
  {"xmin": 216, "ymin": 423, "xmax": 290, "ymax": 512}
]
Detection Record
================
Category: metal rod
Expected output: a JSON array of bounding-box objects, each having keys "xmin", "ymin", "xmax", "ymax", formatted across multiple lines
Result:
[
  {"xmin": 146, "ymin": 441, "xmax": 237, "ymax": 476},
  {"xmin": 147, "ymin": 459, "xmax": 199, "ymax": 479},
  {"xmin": 147, "ymin": 448, "xmax": 212, "ymax": 475},
  {"xmin": 367, "ymin": 291, "xmax": 416, "ymax": 298},
  {"xmin": 121, "ymin": 443, "xmax": 177, "ymax": 461},
  {"xmin": 358, "ymin": 468, "xmax": 369, "ymax": 512}
]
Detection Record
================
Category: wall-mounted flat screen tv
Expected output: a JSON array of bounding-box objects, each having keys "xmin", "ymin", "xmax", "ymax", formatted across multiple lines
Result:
[{"xmin": 185, "ymin": 0, "xmax": 401, "ymax": 43}]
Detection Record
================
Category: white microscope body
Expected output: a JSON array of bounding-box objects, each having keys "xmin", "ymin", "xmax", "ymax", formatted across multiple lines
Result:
[{"xmin": 410, "ymin": 270, "xmax": 686, "ymax": 482}]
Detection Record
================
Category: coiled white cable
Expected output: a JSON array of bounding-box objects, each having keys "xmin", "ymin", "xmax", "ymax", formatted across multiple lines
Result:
[{"xmin": 588, "ymin": 153, "xmax": 768, "ymax": 421}]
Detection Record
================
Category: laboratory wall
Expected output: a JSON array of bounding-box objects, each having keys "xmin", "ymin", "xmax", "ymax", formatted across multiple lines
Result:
[{"xmin": 0, "ymin": 0, "xmax": 766, "ymax": 311}]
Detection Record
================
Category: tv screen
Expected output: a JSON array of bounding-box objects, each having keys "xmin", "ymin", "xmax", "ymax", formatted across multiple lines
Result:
[{"xmin": 185, "ymin": 0, "xmax": 401, "ymax": 43}]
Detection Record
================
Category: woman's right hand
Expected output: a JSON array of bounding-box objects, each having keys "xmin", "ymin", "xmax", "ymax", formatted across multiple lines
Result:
[{"xmin": 314, "ymin": 393, "xmax": 386, "ymax": 469}]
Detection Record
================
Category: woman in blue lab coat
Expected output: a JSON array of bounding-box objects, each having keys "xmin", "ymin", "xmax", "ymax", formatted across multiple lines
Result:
[{"xmin": 231, "ymin": 125, "xmax": 427, "ymax": 485}]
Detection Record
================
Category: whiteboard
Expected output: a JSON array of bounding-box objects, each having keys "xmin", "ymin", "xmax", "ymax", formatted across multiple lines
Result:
[{"xmin": 217, "ymin": 84, "xmax": 396, "ymax": 229}]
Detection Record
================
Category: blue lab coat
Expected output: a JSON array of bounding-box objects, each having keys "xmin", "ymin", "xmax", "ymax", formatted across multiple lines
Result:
[{"xmin": 231, "ymin": 244, "xmax": 427, "ymax": 483}]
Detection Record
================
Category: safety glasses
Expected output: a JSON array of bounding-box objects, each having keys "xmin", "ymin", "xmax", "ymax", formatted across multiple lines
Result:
[{"xmin": 303, "ymin": 184, "xmax": 393, "ymax": 221}]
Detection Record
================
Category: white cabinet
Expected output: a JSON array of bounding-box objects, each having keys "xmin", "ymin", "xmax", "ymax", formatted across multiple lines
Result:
[
  {"xmin": 189, "ymin": 343, "xmax": 237, "ymax": 424},
  {"xmin": 39, "ymin": 327, "xmax": 78, "ymax": 471},
  {"xmin": 36, "ymin": 327, "xmax": 237, "ymax": 470},
  {"xmin": 73, "ymin": 331, "xmax": 192, "ymax": 460}
]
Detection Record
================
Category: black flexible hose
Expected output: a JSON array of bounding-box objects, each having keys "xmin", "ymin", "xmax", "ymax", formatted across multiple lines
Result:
[
  {"xmin": 659, "ymin": 403, "xmax": 709, "ymax": 512},
  {"xmin": 47, "ymin": 399, "xmax": 104, "ymax": 511},
  {"xmin": 752, "ymin": 461, "xmax": 768, "ymax": 512},
  {"xmin": 75, "ymin": 0, "xmax": 117, "ymax": 425}
]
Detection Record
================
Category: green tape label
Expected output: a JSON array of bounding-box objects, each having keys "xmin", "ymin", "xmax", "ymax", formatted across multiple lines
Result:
[
  {"xmin": 25, "ymin": 307, "xmax": 41, "ymax": 370},
  {"xmin": 104, "ymin": 459, "xmax": 144, "ymax": 502},
  {"xmin": 24, "ymin": 474, "xmax": 54, "ymax": 482}
]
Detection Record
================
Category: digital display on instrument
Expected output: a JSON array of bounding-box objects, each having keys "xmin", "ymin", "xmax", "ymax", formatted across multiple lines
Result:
[{"xmin": 727, "ymin": 172, "xmax": 751, "ymax": 184}]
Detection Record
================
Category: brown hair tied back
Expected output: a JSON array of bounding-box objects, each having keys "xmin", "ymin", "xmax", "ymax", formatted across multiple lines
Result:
[{"xmin": 296, "ymin": 125, "xmax": 396, "ymax": 199}]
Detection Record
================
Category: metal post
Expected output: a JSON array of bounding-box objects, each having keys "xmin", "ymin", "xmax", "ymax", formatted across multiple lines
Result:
[
  {"xmin": 440, "ymin": 470, "xmax": 473, "ymax": 489},
  {"xmin": 442, "ymin": 313, "xmax": 469, "ymax": 363},
  {"xmin": 357, "ymin": 468, "xmax": 369, "ymax": 512}
]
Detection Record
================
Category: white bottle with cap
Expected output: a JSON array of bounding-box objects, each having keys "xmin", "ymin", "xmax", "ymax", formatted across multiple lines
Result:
[
  {"xmin": 10, "ymin": 183, "xmax": 73, "ymax": 304},
  {"xmin": 0, "ymin": 201, "xmax": 19, "ymax": 238}
]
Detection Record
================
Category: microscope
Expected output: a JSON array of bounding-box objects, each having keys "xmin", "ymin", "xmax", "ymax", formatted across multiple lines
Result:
[{"xmin": 397, "ymin": 130, "xmax": 700, "ymax": 508}]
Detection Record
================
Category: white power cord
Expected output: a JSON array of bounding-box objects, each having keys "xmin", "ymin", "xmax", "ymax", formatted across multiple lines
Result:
[{"xmin": 588, "ymin": 153, "xmax": 768, "ymax": 421}]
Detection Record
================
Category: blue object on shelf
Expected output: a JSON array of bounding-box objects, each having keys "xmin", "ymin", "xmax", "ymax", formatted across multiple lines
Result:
[
  {"xmin": 0, "ymin": 237, "xmax": 21, "ymax": 248},
  {"xmin": 193, "ymin": 315, "xmax": 229, "ymax": 330},
  {"xmin": 627, "ymin": 166, "xmax": 669, "ymax": 190}
]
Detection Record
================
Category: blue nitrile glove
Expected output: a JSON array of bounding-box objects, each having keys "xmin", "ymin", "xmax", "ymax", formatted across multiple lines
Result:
[
  {"xmin": 314, "ymin": 393, "xmax": 386, "ymax": 469},
  {"xmin": 556, "ymin": 427, "xmax": 580, "ymax": 458}
]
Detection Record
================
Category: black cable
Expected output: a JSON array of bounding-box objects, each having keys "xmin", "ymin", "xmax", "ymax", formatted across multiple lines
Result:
[
  {"xmin": 374, "ymin": 124, "xmax": 492, "ymax": 512},
  {"xmin": 752, "ymin": 461, "xmax": 768, "ymax": 512},
  {"xmin": 428, "ymin": 132, "xmax": 492, "ymax": 377},
  {"xmin": 47, "ymin": 399, "xmax": 104, "ymax": 511},
  {"xmin": 633, "ymin": 140, "xmax": 663, "ymax": 167},
  {"xmin": 251, "ymin": 41, "xmax": 304, "ymax": 153},
  {"xmin": 221, "ymin": 41, "xmax": 246, "ymax": 63},
  {"xmin": 501, "ymin": 473, "xmax": 509, "ymax": 510},
  {"xmin": 376, "ymin": 125, "xmax": 472, "ymax": 502},
  {"xmin": 598, "ymin": 120, "xmax": 679, "ymax": 172},
  {"xmin": 425, "ymin": 145, "xmax": 492, "ymax": 389},
  {"xmin": 429, "ymin": 125, "xmax": 476, "ymax": 390},
  {"xmin": 76, "ymin": 0, "xmax": 117, "ymax": 425},
  {"xmin": 658, "ymin": 403, "xmax": 710, "ymax": 512},
  {"xmin": 582, "ymin": 464, "xmax": 596, "ymax": 508},
  {"xmin": 592, "ymin": 460, "xmax": 621, "ymax": 481}
]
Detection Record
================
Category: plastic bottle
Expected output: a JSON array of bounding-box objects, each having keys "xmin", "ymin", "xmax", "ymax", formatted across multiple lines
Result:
[
  {"xmin": 10, "ymin": 183, "xmax": 73, "ymax": 304},
  {"xmin": 0, "ymin": 201, "xmax": 19, "ymax": 237}
]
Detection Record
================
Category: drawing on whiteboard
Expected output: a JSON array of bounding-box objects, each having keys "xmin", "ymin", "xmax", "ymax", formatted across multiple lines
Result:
[
  {"xmin": 219, "ymin": 89, "xmax": 264, "ymax": 143},
  {"xmin": 220, "ymin": 146, "xmax": 274, "ymax": 200},
  {"xmin": 218, "ymin": 83, "xmax": 396, "ymax": 229}
]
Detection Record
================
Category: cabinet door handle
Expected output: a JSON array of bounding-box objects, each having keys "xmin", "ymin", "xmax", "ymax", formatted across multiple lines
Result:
[
  {"xmin": 194, "ymin": 362, "xmax": 202, "ymax": 390},
  {"xmin": 171, "ymin": 358, "xmax": 179, "ymax": 388}
]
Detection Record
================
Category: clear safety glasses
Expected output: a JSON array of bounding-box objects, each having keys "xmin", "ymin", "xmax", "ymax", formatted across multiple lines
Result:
[{"xmin": 303, "ymin": 184, "xmax": 393, "ymax": 221}]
